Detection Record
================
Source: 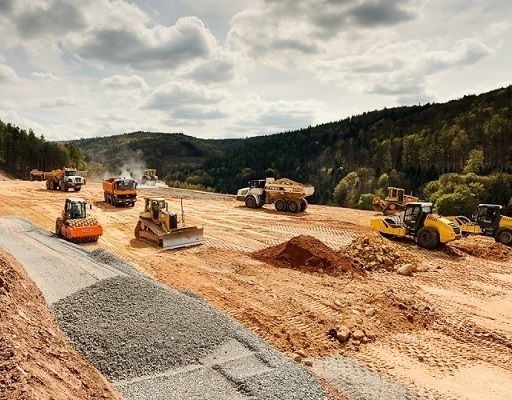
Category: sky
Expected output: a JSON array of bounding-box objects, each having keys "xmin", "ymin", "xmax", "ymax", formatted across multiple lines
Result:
[{"xmin": 0, "ymin": 0, "xmax": 511, "ymax": 142}]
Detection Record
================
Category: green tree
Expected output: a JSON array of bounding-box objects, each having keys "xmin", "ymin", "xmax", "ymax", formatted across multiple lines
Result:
[{"xmin": 463, "ymin": 149, "xmax": 484, "ymax": 174}]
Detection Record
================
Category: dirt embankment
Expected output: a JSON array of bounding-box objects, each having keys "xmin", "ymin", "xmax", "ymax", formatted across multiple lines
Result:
[{"xmin": 0, "ymin": 248, "xmax": 123, "ymax": 400}]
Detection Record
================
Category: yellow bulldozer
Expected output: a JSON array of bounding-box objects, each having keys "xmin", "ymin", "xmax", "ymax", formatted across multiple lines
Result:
[
  {"xmin": 372, "ymin": 187, "xmax": 419, "ymax": 215},
  {"xmin": 371, "ymin": 202, "xmax": 462, "ymax": 249},
  {"xmin": 134, "ymin": 196, "xmax": 204, "ymax": 249}
]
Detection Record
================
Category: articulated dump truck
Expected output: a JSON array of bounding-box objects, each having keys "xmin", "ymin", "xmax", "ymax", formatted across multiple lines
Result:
[
  {"xmin": 237, "ymin": 177, "xmax": 314, "ymax": 213},
  {"xmin": 29, "ymin": 168, "xmax": 85, "ymax": 191},
  {"xmin": 134, "ymin": 196, "xmax": 204, "ymax": 250}
]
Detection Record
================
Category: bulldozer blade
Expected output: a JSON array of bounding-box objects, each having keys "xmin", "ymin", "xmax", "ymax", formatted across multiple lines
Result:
[{"xmin": 161, "ymin": 226, "xmax": 204, "ymax": 250}]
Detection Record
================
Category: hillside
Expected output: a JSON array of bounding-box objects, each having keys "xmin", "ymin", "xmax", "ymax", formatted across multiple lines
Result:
[
  {"xmin": 71, "ymin": 85, "xmax": 512, "ymax": 206},
  {"xmin": 69, "ymin": 131, "xmax": 244, "ymax": 181}
]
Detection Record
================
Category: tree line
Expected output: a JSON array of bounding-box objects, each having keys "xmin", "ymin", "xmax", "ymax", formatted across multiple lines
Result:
[{"xmin": 0, "ymin": 119, "xmax": 85, "ymax": 177}]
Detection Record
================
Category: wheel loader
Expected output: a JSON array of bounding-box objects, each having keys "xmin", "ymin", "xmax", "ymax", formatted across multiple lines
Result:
[
  {"xmin": 134, "ymin": 196, "xmax": 204, "ymax": 249},
  {"xmin": 370, "ymin": 202, "xmax": 461, "ymax": 249},
  {"xmin": 447, "ymin": 204, "xmax": 512, "ymax": 246},
  {"xmin": 55, "ymin": 198, "xmax": 103, "ymax": 243}
]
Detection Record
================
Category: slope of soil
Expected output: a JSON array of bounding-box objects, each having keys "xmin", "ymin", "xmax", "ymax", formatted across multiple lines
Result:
[{"xmin": 0, "ymin": 247, "xmax": 123, "ymax": 400}]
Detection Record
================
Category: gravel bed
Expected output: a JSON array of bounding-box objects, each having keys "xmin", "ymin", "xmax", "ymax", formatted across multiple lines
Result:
[
  {"xmin": 312, "ymin": 357, "xmax": 420, "ymax": 400},
  {"xmin": 52, "ymin": 274, "xmax": 327, "ymax": 399}
]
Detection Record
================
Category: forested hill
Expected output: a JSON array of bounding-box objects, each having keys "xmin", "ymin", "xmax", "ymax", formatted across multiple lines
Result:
[{"xmin": 70, "ymin": 85, "xmax": 512, "ymax": 209}]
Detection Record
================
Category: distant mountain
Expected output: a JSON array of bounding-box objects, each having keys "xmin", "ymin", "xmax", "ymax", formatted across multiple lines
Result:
[{"xmin": 71, "ymin": 85, "xmax": 512, "ymax": 205}]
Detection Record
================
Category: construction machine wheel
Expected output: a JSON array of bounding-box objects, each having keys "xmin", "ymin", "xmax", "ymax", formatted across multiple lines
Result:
[
  {"xmin": 287, "ymin": 199, "xmax": 301, "ymax": 213},
  {"xmin": 275, "ymin": 199, "xmax": 287, "ymax": 212},
  {"xmin": 416, "ymin": 226, "xmax": 440, "ymax": 249},
  {"xmin": 55, "ymin": 218, "xmax": 64, "ymax": 237},
  {"xmin": 74, "ymin": 187, "xmax": 81, "ymax": 192},
  {"xmin": 245, "ymin": 196, "xmax": 257, "ymax": 209},
  {"xmin": 300, "ymin": 198, "xmax": 308, "ymax": 212},
  {"xmin": 496, "ymin": 228, "xmax": 512, "ymax": 246}
]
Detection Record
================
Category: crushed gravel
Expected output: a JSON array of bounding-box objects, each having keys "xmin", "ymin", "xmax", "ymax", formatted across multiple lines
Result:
[
  {"xmin": 52, "ymin": 274, "xmax": 328, "ymax": 400},
  {"xmin": 313, "ymin": 357, "xmax": 420, "ymax": 400}
]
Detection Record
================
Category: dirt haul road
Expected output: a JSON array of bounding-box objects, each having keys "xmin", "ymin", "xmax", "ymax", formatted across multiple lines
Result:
[{"xmin": 1, "ymin": 176, "xmax": 512, "ymax": 400}]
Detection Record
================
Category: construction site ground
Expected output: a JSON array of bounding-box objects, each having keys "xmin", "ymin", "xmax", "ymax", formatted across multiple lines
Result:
[{"xmin": 1, "ymin": 173, "xmax": 512, "ymax": 399}]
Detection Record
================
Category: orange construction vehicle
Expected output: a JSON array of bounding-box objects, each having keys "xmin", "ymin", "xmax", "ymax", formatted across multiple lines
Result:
[
  {"xmin": 55, "ymin": 197, "xmax": 103, "ymax": 243},
  {"xmin": 102, "ymin": 177, "xmax": 137, "ymax": 207}
]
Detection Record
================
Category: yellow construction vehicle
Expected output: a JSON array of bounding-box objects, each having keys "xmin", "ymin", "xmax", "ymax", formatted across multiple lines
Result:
[
  {"xmin": 448, "ymin": 204, "xmax": 512, "ymax": 246},
  {"xmin": 55, "ymin": 198, "xmax": 103, "ymax": 243},
  {"xmin": 236, "ymin": 177, "xmax": 314, "ymax": 213},
  {"xmin": 134, "ymin": 196, "xmax": 204, "ymax": 249},
  {"xmin": 372, "ymin": 187, "xmax": 419, "ymax": 215},
  {"xmin": 371, "ymin": 202, "xmax": 462, "ymax": 248},
  {"xmin": 139, "ymin": 169, "xmax": 158, "ymax": 185}
]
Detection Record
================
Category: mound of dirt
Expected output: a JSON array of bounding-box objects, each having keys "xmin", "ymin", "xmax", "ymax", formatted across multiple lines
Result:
[
  {"xmin": 450, "ymin": 236, "xmax": 511, "ymax": 261},
  {"xmin": 342, "ymin": 233, "xmax": 419, "ymax": 273},
  {"xmin": 0, "ymin": 247, "xmax": 123, "ymax": 400},
  {"xmin": 252, "ymin": 235, "xmax": 362, "ymax": 276}
]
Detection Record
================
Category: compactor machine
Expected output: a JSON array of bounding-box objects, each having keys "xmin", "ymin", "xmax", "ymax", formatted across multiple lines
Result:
[
  {"xmin": 55, "ymin": 197, "xmax": 102, "ymax": 243},
  {"xmin": 448, "ymin": 204, "xmax": 512, "ymax": 246},
  {"xmin": 134, "ymin": 196, "xmax": 204, "ymax": 249},
  {"xmin": 371, "ymin": 202, "xmax": 461, "ymax": 248}
]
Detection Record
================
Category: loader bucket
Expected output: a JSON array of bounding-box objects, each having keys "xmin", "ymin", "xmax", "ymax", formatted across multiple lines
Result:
[{"xmin": 161, "ymin": 226, "xmax": 204, "ymax": 250}]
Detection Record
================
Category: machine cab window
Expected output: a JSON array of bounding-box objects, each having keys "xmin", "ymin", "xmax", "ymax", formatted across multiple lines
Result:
[{"xmin": 404, "ymin": 205, "xmax": 421, "ymax": 224}]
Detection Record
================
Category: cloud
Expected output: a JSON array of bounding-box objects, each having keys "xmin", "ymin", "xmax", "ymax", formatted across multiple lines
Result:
[
  {"xmin": 314, "ymin": 38, "xmax": 492, "ymax": 102},
  {"xmin": 66, "ymin": 16, "xmax": 217, "ymax": 72},
  {"xmin": 100, "ymin": 74, "xmax": 150, "ymax": 91},
  {"xmin": 225, "ymin": 94, "xmax": 322, "ymax": 137},
  {"xmin": 37, "ymin": 97, "xmax": 77, "ymax": 108},
  {"xmin": 142, "ymin": 81, "xmax": 231, "ymax": 110},
  {"xmin": 15, "ymin": 0, "xmax": 87, "ymax": 39},
  {"xmin": 228, "ymin": 0, "xmax": 419, "ymax": 66},
  {"xmin": 0, "ymin": 63, "xmax": 18, "ymax": 82},
  {"xmin": 31, "ymin": 72, "xmax": 62, "ymax": 81}
]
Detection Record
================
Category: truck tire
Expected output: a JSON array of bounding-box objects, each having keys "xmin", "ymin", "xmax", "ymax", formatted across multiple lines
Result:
[
  {"xmin": 300, "ymin": 199, "xmax": 308, "ymax": 212},
  {"xmin": 275, "ymin": 199, "xmax": 287, "ymax": 212},
  {"xmin": 496, "ymin": 228, "xmax": 512, "ymax": 246},
  {"xmin": 416, "ymin": 226, "xmax": 439, "ymax": 249},
  {"xmin": 287, "ymin": 199, "xmax": 301, "ymax": 213},
  {"xmin": 104, "ymin": 192, "xmax": 108, "ymax": 202},
  {"xmin": 245, "ymin": 196, "xmax": 257, "ymax": 209},
  {"xmin": 46, "ymin": 181, "xmax": 50, "ymax": 189}
]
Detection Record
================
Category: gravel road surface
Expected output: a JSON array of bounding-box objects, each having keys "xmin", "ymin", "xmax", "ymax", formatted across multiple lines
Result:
[{"xmin": 0, "ymin": 216, "xmax": 328, "ymax": 399}]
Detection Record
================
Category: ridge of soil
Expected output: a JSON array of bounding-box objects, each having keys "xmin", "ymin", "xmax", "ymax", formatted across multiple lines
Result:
[{"xmin": 0, "ymin": 247, "xmax": 123, "ymax": 400}]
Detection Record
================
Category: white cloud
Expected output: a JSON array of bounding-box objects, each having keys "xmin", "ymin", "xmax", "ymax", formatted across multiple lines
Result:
[
  {"xmin": 0, "ymin": 0, "xmax": 510, "ymax": 141},
  {"xmin": 100, "ymin": 75, "xmax": 150, "ymax": 91},
  {"xmin": 0, "ymin": 63, "xmax": 18, "ymax": 82}
]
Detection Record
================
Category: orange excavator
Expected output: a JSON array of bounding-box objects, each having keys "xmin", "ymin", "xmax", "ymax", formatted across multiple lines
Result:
[{"xmin": 55, "ymin": 197, "xmax": 103, "ymax": 243}]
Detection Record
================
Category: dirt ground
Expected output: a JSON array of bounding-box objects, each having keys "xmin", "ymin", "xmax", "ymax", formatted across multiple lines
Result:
[{"xmin": 1, "ymin": 173, "xmax": 512, "ymax": 399}]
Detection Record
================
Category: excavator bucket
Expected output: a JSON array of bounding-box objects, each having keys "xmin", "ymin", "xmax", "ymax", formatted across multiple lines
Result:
[{"xmin": 161, "ymin": 226, "xmax": 204, "ymax": 250}]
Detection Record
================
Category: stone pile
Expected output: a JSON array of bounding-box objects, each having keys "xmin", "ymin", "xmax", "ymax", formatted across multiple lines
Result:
[{"xmin": 341, "ymin": 233, "xmax": 419, "ymax": 275}]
